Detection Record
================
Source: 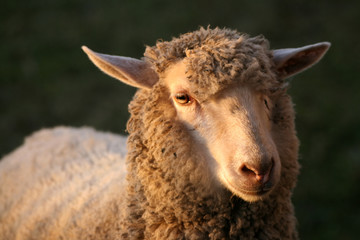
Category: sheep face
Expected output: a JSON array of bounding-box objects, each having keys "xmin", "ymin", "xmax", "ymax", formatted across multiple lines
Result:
[{"xmin": 164, "ymin": 60, "xmax": 280, "ymax": 202}]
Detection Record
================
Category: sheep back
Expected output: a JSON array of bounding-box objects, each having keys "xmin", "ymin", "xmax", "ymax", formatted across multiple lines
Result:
[{"xmin": 0, "ymin": 127, "xmax": 127, "ymax": 240}]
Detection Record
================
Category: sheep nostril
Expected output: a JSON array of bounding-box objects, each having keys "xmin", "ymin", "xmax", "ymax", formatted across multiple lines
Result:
[
  {"xmin": 240, "ymin": 164, "xmax": 257, "ymax": 177},
  {"xmin": 239, "ymin": 159, "xmax": 273, "ymax": 184},
  {"xmin": 241, "ymin": 165, "xmax": 252, "ymax": 173}
]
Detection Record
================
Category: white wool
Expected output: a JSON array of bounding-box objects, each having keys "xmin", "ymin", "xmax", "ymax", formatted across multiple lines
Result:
[{"xmin": 0, "ymin": 127, "xmax": 127, "ymax": 239}]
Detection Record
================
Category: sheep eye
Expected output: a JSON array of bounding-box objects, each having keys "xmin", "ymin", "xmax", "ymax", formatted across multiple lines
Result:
[
  {"xmin": 174, "ymin": 93, "xmax": 192, "ymax": 105},
  {"xmin": 264, "ymin": 99, "xmax": 270, "ymax": 110}
]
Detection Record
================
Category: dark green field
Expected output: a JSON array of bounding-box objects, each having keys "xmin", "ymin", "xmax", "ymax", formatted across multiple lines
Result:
[{"xmin": 1, "ymin": 0, "xmax": 359, "ymax": 239}]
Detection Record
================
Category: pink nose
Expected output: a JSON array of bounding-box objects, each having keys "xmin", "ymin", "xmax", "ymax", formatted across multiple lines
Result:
[{"xmin": 239, "ymin": 158, "xmax": 273, "ymax": 185}]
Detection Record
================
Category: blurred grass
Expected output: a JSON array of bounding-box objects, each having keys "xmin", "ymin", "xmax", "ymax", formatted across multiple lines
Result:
[{"xmin": 1, "ymin": 0, "xmax": 359, "ymax": 239}]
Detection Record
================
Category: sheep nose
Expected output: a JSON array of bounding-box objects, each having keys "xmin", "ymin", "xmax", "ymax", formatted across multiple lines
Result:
[{"xmin": 239, "ymin": 158, "xmax": 273, "ymax": 185}]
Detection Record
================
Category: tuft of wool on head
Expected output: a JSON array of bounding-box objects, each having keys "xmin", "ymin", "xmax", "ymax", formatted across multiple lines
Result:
[{"xmin": 144, "ymin": 27, "xmax": 284, "ymax": 102}]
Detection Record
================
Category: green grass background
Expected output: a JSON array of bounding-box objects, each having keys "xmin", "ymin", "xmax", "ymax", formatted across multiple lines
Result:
[{"xmin": 1, "ymin": 0, "xmax": 359, "ymax": 239}]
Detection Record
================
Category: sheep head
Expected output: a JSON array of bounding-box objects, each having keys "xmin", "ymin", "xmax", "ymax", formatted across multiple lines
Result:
[
  {"xmin": 163, "ymin": 60, "xmax": 282, "ymax": 202},
  {"xmin": 82, "ymin": 28, "xmax": 330, "ymax": 202}
]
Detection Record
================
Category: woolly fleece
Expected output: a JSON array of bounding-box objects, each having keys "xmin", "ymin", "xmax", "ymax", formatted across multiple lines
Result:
[
  {"xmin": 0, "ymin": 127, "xmax": 127, "ymax": 239},
  {"xmin": 0, "ymin": 27, "xmax": 301, "ymax": 239}
]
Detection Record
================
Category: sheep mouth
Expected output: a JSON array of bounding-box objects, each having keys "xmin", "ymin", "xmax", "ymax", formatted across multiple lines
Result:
[
  {"xmin": 231, "ymin": 180, "xmax": 273, "ymax": 196},
  {"xmin": 221, "ymin": 173, "xmax": 274, "ymax": 200},
  {"xmin": 237, "ymin": 186, "xmax": 272, "ymax": 196}
]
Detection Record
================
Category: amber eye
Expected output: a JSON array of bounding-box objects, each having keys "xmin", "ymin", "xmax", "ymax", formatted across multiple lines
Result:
[{"xmin": 174, "ymin": 93, "xmax": 192, "ymax": 105}]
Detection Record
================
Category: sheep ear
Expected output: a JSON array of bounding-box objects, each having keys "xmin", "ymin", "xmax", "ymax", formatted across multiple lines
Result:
[
  {"xmin": 273, "ymin": 42, "xmax": 331, "ymax": 79},
  {"xmin": 81, "ymin": 46, "xmax": 159, "ymax": 89}
]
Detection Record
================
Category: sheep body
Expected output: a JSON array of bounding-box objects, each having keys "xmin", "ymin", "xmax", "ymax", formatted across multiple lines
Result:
[
  {"xmin": 0, "ymin": 127, "xmax": 127, "ymax": 239},
  {"xmin": 0, "ymin": 27, "xmax": 330, "ymax": 239}
]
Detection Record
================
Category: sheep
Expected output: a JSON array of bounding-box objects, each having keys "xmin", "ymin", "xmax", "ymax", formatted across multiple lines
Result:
[{"xmin": 0, "ymin": 27, "xmax": 330, "ymax": 239}]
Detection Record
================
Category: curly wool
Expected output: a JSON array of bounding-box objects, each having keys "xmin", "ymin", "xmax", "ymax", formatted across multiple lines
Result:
[
  {"xmin": 0, "ymin": 127, "xmax": 128, "ymax": 240},
  {"xmin": 124, "ymin": 27, "xmax": 300, "ymax": 239},
  {"xmin": 144, "ymin": 27, "xmax": 284, "ymax": 101}
]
